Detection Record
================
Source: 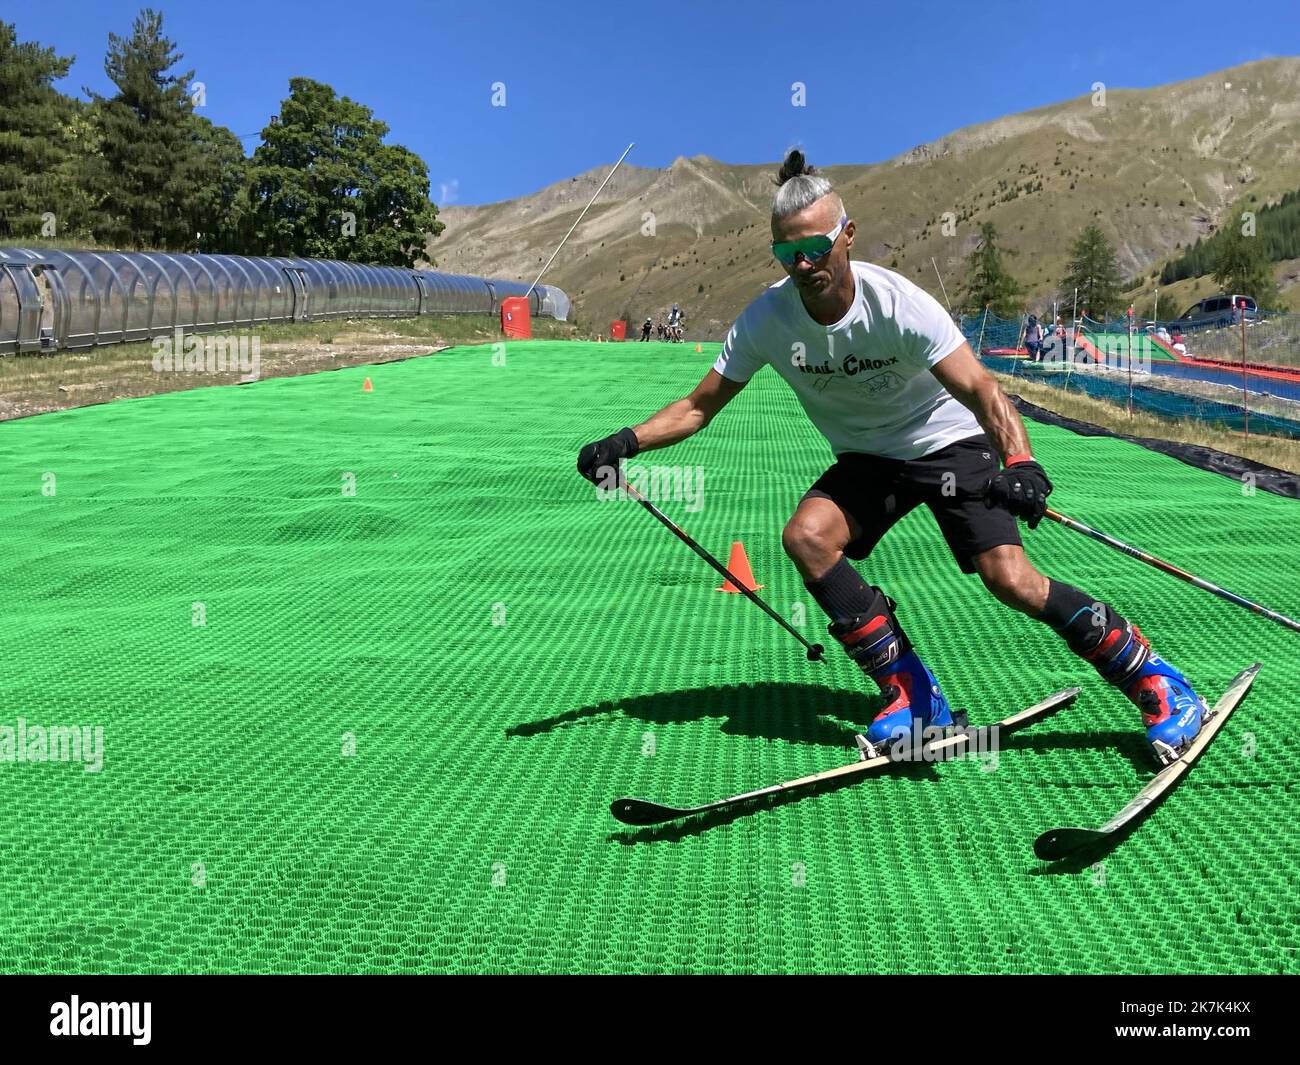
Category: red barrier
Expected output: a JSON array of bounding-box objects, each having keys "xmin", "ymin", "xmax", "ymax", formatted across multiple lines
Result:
[
  {"xmin": 501, "ymin": 297, "xmax": 531, "ymax": 338},
  {"xmin": 1184, "ymin": 355, "xmax": 1300, "ymax": 384},
  {"xmin": 609, "ymin": 320, "xmax": 627, "ymax": 341}
]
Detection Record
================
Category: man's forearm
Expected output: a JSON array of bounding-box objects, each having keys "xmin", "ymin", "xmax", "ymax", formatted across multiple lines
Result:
[
  {"xmin": 971, "ymin": 382, "xmax": 1033, "ymax": 462},
  {"xmin": 631, "ymin": 398, "xmax": 710, "ymax": 451}
]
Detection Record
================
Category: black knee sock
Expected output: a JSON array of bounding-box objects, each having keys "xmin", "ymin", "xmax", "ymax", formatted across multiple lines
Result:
[
  {"xmin": 1038, "ymin": 581, "xmax": 1106, "ymax": 652},
  {"xmin": 804, "ymin": 556, "xmax": 876, "ymax": 624},
  {"xmin": 1039, "ymin": 580, "xmax": 1147, "ymax": 685},
  {"xmin": 805, "ymin": 557, "xmax": 913, "ymax": 672}
]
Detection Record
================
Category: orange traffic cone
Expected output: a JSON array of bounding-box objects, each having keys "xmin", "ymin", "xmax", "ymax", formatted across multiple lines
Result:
[
  {"xmin": 716, "ymin": 541, "xmax": 762, "ymax": 593},
  {"xmin": 695, "ymin": 343, "xmax": 702, "ymax": 353},
  {"xmin": 362, "ymin": 377, "xmax": 373, "ymax": 392}
]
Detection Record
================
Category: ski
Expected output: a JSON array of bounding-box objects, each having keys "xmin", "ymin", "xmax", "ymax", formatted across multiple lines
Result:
[
  {"xmin": 1033, "ymin": 662, "xmax": 1261, "ymax": 861},
  {"xmin": 610, "ymin": 686, "xmax": 1081, "ymax": 826}
]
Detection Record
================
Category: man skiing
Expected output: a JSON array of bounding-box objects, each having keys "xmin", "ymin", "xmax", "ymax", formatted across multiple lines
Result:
[
  {"xmin": 577, "ymin": 150, "xmax": 1205, "ymax": 766},
  {"xmin": 667, "ymin": 303, "xmax": 686, "ymax": 342}
]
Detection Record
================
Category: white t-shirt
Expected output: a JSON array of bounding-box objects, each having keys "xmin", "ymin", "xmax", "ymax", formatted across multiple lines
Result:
[{"xmin": 713, "ymin": 261, "xmax": 980, "ymax": 460}]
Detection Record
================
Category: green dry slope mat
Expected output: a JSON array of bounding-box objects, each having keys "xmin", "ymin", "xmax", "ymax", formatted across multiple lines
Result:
[
  {"xmin": 0, "ymin": 338, "xmax": 1295, "ymax": 974},
  {"xmin": 1083, "ymin": 331, "xmax": 1180, "ymax": 360}
]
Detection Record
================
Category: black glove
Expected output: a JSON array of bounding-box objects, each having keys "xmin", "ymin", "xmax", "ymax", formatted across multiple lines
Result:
[
  {"xmin": 577, "ymin": 427, "xmax": 640, "ymax": 485},
  {"xmin": 985, "ymin": 459, "xmax": 1053, "ymax": 529}
]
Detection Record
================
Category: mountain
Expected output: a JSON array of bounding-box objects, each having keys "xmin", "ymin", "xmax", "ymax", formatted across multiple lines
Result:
[{"xmin": 424, "ymin": 58, "xmax": 1300, "ymax": 338}]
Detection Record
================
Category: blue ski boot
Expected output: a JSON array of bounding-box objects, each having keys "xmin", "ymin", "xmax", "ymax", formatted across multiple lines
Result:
[
  {"xmin": 1127, "ymin": 653, "xmax": 1206, "ymax": 765},
  {"xmin": 862, "ymin": 649, "xmax": 956, "ymax": 751},
  {"xmin": 829, "ymin": 590, "xmax": 956, "ymax": 756},
  {"xmin": 1082, "ymin": 617, "xmax": 1206, "ymax": 765}
]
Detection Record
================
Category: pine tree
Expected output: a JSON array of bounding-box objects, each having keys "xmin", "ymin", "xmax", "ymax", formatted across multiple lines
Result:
[
  {"xmin": 961, "ymin": 222, "xmax": 1022, "ymax": 316},
  {"xmin": 0, "ymin": 21, "xmax": 76, "ymax": 240},
  {"xmin": 1213, "ymin": 203, "xmax": 1279, "ymax": 309},
  {"xmin": 1157, "ymin": 187, "xmax": 1300, "ymax": 295},
  {"xmin": 186, "ymin": 115, "xmax": 251, "ymax": 253},
  {"xmin": 87, "ymin": 9, "xmax": 204, "ymax": 249},
  {"xmin": 55, "ymin": 103, "xmax": 111, "ymax": 241},
  {"xmin": 1060, "ymin": 223, "xmax": 1124, "ymax": 318},
  {"xmin": 246, "ymin": 77, "xmax": 442, "ymax": 265}
]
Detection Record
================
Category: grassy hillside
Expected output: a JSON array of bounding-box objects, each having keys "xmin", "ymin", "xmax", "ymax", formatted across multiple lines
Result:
[{"xmin": 427, "ymin": 58, "xmax": 1300, "ymax": 338}]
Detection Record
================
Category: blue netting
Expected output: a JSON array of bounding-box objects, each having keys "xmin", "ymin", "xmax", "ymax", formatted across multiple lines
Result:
[
  {"xmin": 962, "ymin": 309, "xmax": 1300, "ymax": 437},
  {"xmin": 984, "ymin": 357, "xmax": 1300, "ymax": 438}
]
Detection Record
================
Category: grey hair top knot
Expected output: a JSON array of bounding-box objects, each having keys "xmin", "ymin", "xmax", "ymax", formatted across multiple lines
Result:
[{"xmin": 772, "ymin": 148, "xmax": 839, "ymax": 220}]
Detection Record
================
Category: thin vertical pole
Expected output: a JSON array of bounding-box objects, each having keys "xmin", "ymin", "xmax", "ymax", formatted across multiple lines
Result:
[
  {"xmin": 1127, "ymin": 308, "xmax": 1134, "ymax": 417},
  {"xmin": 1241, "ymin": 301, "xmax": 1250, "ymax": 438},
  {"xmin": 526, "ymin": 142, "xmax": 635, "ymax": 299},
  {"xmin": 931, "ymin": 257, "xmax": 952, "ymax": 314}
]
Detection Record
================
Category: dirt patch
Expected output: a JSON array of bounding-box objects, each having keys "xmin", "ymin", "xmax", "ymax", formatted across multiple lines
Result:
[{"xmin": 0, "ymin": 315, "xmax": 578, "ymax": 422}]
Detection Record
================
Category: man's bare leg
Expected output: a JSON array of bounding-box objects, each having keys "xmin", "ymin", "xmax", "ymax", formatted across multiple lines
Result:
[
  {"xmin": 782, "ymin": 496, "xmax": 954, "ymax": 746},
  {"xmin": 970, "ymin": 544, "xmax": 1207, "ymax": 762}
]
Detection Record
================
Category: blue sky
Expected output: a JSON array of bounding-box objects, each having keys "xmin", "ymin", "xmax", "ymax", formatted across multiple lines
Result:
[{"xmin": 11, "ymin": 0, "xmax": 1299, "ymax": 205}]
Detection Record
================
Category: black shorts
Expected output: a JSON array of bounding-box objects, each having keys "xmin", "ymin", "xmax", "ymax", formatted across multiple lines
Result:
[{"xmin": 803, "ymin": 434, "xmax": 1021, "ymax": 574}]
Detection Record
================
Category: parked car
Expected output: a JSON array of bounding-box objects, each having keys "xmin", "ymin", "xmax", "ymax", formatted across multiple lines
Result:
[{"xmin": 1178, "ymin": 294, "xmax": 1258, "ymax": 329}]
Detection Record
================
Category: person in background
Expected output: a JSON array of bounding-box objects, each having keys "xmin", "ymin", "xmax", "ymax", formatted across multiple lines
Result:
[
  {"xmin": 642, "ymin": 317, "xmax": 653, "ymax": 341},
  {"xmin": 1171, "ymin": 329, "xmax": 1188, "ymax": 356},
  {"xmin": 1024, "ymin": 314, "xmax": 1043, "ymax": 363},
  {"xmin": 1156, "ymin": 324, "xmax": 1172, "ymax": 345},
  {"xmin": 668, "ymin": 303, "xmax": 684, "ymax": 342},
  {"xmin": 1055, "ymin": 317, "xmax": 1068, "ymax": 361}
]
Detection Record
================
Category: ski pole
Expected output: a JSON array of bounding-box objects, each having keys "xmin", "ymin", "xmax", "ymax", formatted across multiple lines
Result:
[
  {"xmin": 618, "ymin": 477, "xmax": 826, "ymax": 661},
  {"xmin": 1045, "ymin": 507, "xmax": 1300, "ymax": 634}
]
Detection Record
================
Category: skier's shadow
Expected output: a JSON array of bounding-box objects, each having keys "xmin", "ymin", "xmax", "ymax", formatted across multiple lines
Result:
[
  {"xmin": 604, "ymin": 729, "xmax": 1135, "ymax": 845},
  {"xmin": 508, "ymin": 682, "xmax": 1128, "ymax": 845},
  {"xmin": 1010, "ymin": 729, "xmax": 1154, "ymax": 775},
  {"xmin": 1027, "ymin": 811, "xmax": 1157, "ymax": 875},
  {"xmin": 505, "ymin": 681, "xmax": 882, "ymax": 748},
  {"xmin": 1025, "ymin": 731, "xmax": 1188, "ymax": 874}
]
